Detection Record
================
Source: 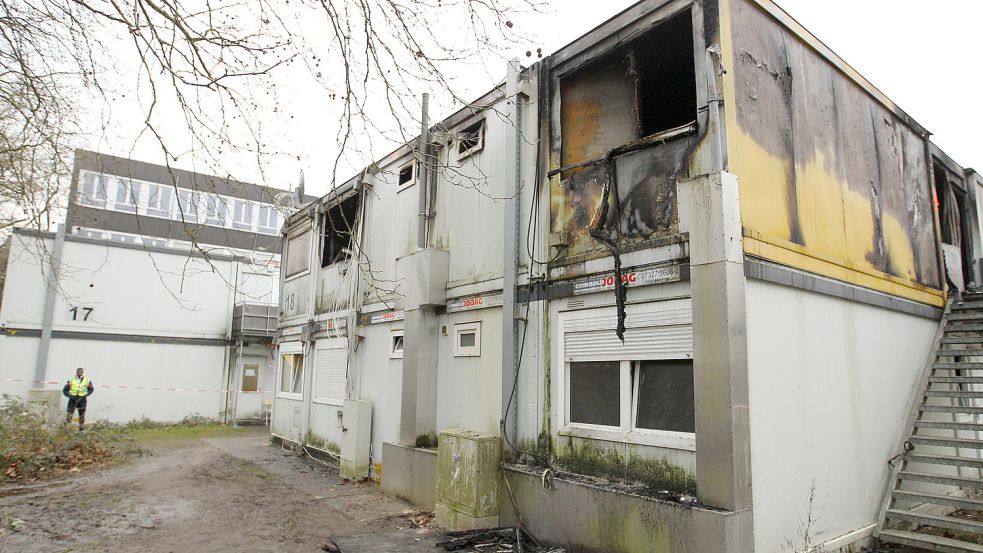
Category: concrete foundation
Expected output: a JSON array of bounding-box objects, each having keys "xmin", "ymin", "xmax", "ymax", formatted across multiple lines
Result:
[
  {"xmin": 27, "ymin": 389, "xmax": 63, "ymax": 424},
  {"xmin": 380, "ymin": 442, "xmax": 437, "ymax": 509},
  {"xmin": 499, "ymin": 465, "xmax": 753, "ymax": 553}
]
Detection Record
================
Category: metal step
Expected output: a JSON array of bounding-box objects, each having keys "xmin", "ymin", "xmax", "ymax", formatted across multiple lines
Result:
[
  {"xmin": 943, "ymin": 337, "xmax": 983, "ymax": 344},
  {"xmin": 893, "ymin": 490, "xmax": 983, "ymax": 511},
  {"xmin": 931, "ymin": 376, "xmax": 983, "ymax": 383},
  {"xmin": 879, "ymin": 528, "xmax": 983, "ymax": 553},
  {"xmin": 925, "ymin": 390, "xmax": 983, "ymax": 398},
  {"xmin": 899, "ymin": 471, "xmax": 983, "ymax": 489},
  {"xmin": 911, "ymin": 435, "xmax": 983, "ymax": 449},
  {"xmin": 925, "ymin": 391, "xmax": 983, "ymax": 398},
  {"xmin": 945, "ymin": 325, "xmax": 983, "ymax": 332},
  {"xmin": 950, "ymin": 302, "xmax": 983, "ymax": 312},
  {"xmin": 906, "ymin": 453, "xmax": 983, "ymax": 469},
  {"xmin": 938, "ymin": 349, "xmax": 983, "ymax": 357},
  {"xmin": 947, "ymin": 313, "xmax": 983, "ymax": 321},
  {"xmin": 886, "ymin": 509, "xmax": 983, "ymax": 534},
  {"xmin": 921, "ymin": 405, "xmax": 983, "ymax": 415},
  {"xmin": 915, "ymin": 420, "xmax": 983, "ymax": 431}
]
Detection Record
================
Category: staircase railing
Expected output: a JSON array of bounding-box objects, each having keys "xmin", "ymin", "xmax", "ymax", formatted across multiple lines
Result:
[{"xmin": 874, "ymin": 296, "xmax": 955, "ymax": 536}]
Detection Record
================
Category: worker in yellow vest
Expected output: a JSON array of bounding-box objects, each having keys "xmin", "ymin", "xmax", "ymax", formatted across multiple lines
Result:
[{"xmin": 63, "ymin": 367, "xmax": 94, "ymax": 431}]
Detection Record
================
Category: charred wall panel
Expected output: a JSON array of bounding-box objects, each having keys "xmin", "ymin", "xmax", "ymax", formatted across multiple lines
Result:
[
  {"xmin": 550, "ymin": 8, "xmax": 703, "ymax": 262},
  {"xmin": 728, "ymin": 0, "xmax": 941, "ymax": 298}
]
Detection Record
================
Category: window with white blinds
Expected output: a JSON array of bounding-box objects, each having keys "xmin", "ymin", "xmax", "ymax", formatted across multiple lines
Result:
[
  {"xmin": 558, "ymin": 299, "xmax": 696, "ymax": 451},
  {"xmin": 562, "ymin": 299, "xmax": 692, "ymax": 362},
  {"xmin": 313, "ymin": 338, "xmax": 348, "ymax": 404}
]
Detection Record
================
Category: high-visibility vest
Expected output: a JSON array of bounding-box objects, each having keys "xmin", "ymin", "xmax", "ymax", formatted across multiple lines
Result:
[{"xmin": 69, "ymin": 376, "xmax": 90, "ymax": 397}]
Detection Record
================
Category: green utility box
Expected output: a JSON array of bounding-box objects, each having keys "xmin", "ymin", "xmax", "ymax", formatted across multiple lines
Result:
[{"xmin": 435, "ymin": 428, "xmax": 500, "ymax": 531}]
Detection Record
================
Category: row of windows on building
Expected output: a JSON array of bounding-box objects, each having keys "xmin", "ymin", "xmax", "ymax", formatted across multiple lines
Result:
[
  {"xmin": 277, "ymin": 320, "xmax": 694, "ymax": 445},
  {"xmin": 77, "ymin": 171, "xmax": 283, "ymax": 235},
  {"xmin": 74, "ymin": 227, "xmax": 280, "ymax": 269},
  {"xmin": 277, "ymin": 351, "xmax": 694, "ymax": 441}
]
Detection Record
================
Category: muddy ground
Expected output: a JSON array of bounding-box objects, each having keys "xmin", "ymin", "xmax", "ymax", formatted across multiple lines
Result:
[{"xmin": 0, "ymin": 426, "xmax": 441, "ymax": 552}]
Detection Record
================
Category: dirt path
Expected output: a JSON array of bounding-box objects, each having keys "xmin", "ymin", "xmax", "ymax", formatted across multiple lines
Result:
[{"xmin": 0, "ymin": 427, "xmax": 440, "ymax": 553}]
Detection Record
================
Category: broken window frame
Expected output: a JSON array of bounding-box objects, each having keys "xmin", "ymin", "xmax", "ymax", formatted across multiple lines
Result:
[
  {"xmin": 455, "ymin": 120, "xmax": 485, "ymax": 161},
  {"xmin": 563, "ymin": 358, "xmax": 695, "ymax": 451},
  {"xmin": 397, "ymin": 159, "xmax": 416, "ymax": 191},
  {"xmin": 553, "ymin": 7, "xmax": 699, "ymax": 178},
  {"xmin": 318, "ymin": 188, "xmax": 361, "ymax": 270},
  {"xmin": 453, "ymin": 321, "xmax": 481, "ymax": 357}
]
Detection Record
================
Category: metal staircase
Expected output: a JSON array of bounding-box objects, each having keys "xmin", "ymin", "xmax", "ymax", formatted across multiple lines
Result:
[{"xmin": 878, "ymin": 293, "xmax": 983, "ymax": 552}]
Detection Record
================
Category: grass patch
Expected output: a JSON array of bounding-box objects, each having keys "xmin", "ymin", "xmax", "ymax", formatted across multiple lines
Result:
[
  {"xmin": 0, "ymin": 396, "xmax": 141, "ymax": 482},
  {"xmin": 125, "ymin": 416, "xmax": 242, "ymax": 441}
]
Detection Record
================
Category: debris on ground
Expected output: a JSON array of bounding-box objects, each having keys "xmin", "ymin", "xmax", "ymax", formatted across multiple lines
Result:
[
  {"xmin": 909, "ymin": 509, "xmax": 983, "ymax": 546},
  {"xmin": 435, "ymin": 527, "xmax": 565, "ymax": 552},
  {"xmin": 320, "ymin": 538, "xmax": 344, "ymax": 552},
  {"xmin": 0, "ymin": 396, "xmax": 141, "ymax": 482},
  {"xmin": 404, "ymin": 509, "xmax": 436, "ymax": 529}
]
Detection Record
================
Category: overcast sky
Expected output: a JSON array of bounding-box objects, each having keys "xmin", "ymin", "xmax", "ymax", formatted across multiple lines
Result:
[{"xmin": 84, "ymin": 0, "xmax": 982, "ymax": 198}]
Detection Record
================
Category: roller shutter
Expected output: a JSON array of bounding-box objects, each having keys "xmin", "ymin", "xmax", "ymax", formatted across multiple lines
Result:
[
  {"xmin": 314, "ymin": 338, "xmax": 348, "ymax": 403},
  {"xmin": 562, "ymin": 299, "xmax": 692, "ymax": 362}
]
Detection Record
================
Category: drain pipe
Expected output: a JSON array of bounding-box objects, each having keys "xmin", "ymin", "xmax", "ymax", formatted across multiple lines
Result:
[
  {"xmin": 501, "ymin": 59, "xmax": 521, "ymax": 452},
  {"xmin": 705, "ymin": 45, "xmax": 725, "ymax": 172},
  {"xmin": 417, "ymin": 93, "xmax": 431, "ymax": 249},
  {"xmin": 35, "ymin": 224, "xmax": 65, "ymax": 388}
]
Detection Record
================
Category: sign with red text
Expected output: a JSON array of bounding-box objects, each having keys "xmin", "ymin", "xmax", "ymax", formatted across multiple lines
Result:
[
  {"xmin": 572, "ymin": 265, "xmax": 680, "ymax": 295},
  {"xmin": 368, "ymin": 310, "xmax": 405, "ymax": 324},
  {"xmin": 446, "ymin": 293, "xmax": 504, "ymax": 313}
]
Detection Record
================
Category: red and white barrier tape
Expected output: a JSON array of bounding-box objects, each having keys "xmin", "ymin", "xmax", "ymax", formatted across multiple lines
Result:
[{"xmin": 0, "ymin": 377, "xmax": 270, "ymax": 394}]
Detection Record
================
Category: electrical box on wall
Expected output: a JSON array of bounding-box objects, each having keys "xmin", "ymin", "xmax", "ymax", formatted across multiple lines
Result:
[
  {"xmin": 340, "ymin": 399, "xmax": 373, "ymax": 480},
  {"xmin": 436, "ymin": 428, "xmax": 500, "ymax": 531}
]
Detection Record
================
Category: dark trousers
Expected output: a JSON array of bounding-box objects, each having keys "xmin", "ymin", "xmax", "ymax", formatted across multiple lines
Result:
[{"xmin": 66, "ymin": 396, "xmax": 88, "ymax": 426}]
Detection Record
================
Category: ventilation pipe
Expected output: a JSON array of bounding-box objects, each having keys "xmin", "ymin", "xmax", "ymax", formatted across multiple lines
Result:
[{"xmin": 418, "ymin": 93, "xmax": 430, "ymax": 249}]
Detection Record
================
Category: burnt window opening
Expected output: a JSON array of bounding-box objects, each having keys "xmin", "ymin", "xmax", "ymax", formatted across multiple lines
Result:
[
  {"xmin": 321, "ymin": 195, "xmax": 359, "ymax": 268},
  {"xmin": 935, "ymin": 162, "xmax": 962, "ymax": 247},
  {"xmin": 560, "ymin": 9, "xmax": 697, "ymax": 172},
  {"xmin": 457, "ymin": 120, "xmax": 484, "ymax": 158}
]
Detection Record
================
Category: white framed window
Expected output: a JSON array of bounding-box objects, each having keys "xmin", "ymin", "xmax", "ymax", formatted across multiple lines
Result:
[
  {"xmin": 77, "ymin": 229, "xmax": 105, "ymax": 240},
  {"xmin": 390, "ymin": 329, "xmax": 404, "ymax": 359},
  {"xmin": 258, "ymin": 205, "xmax": 280, "ymax": 235},
  {"xmin": 205, "ymin": 194, "xmax": 227, "ymax": 226},
  {"xmin": 558, "ymin": 300, "xmax": 695, "ymax": 450},
  {"xmin": 566, "ymin": 359, "xmax": 694, "ymax": 432},
  {"xmin": 455, "ymin": 120, "xmax": 484, "ymax": 160},
  {"xmin": 114, "ymin": 178, "xmax": 140, "ymax": 213},
  {"xmin": 278, "ymin": 352, "xmax": 304, "ymax": 398},
  {"xmin": 453, "ymin": 322, "xmax": 481, "ymax": 357},
  {"xmin": 142, "ymin": 236, "xmax": 167, "ymax": 248},
  {"xmin": 284, "ymin": 227, "xmax": 311, "ymax": 279},
  {"xmin": 146, "ymin": 183, "xmax": 174, "ymax": 217},
  {"xmin": 109, "ymin": 233, "xmax": 138, "ymax": 244},
  {"xmin": 176, "ymin": 190, "xmax": 200, "ymax": 223},
  {"xmin": 78, "ymin": 172, "xmax": 108, "ymax": 207},
  {"xmin": 313, "ymin": 338, "xmax": 347, "ymax": 405},
  {"xmin": 397, "ymin": 160, "xmax": 416, "ymax": 191},
  {"xmin": 232, "ymin": 199, "xmax": 254, "ymax": 231}
]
